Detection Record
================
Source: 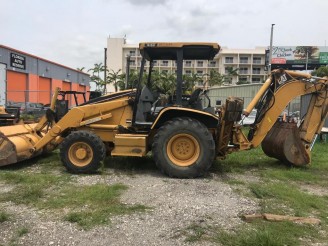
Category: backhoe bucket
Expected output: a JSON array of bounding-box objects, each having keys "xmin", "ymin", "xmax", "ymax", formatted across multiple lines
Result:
[
  {"xmin": 0, "ymin": 124, "xmax": 42, "ymax": 167},
  {"xmin": 261, "ymin": 121, "xmax": 310, "ymax": 166}
]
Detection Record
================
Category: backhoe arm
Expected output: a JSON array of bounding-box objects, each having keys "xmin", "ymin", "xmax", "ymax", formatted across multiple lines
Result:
[
  {"xmin": 248, "ymin": 70, "xmax": 327, "ymax": 147},
  {"xmin": 237, "ymin": 69, "xmax": 328, "ymax": 165}
]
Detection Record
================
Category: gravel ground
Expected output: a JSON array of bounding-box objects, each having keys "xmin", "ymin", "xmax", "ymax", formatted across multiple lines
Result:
[{"xmin": 0, "ymin": 168, "xmax": 259, "ymax": 246}]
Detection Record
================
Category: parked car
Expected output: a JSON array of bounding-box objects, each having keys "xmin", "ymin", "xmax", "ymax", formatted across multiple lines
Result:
[
  {"xmin": 10, "ymin": 102, "xmax": 45, "ymax": 115},
  {"xmin": 239, "ymin": 109, "xmax": 257, "ymax": 126}
]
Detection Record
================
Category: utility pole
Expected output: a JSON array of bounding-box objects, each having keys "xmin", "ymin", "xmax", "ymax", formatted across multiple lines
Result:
[
  {"xmin": 125, "ymin": 55, "xmax": 130, "ymax": 89},
  {"xmin": 269, "ymin": 24, "xmax": 275, "ymax": 73},
  {"xmin": 104, "ymin": 48, "xmax": 107, "ymax": 94}
]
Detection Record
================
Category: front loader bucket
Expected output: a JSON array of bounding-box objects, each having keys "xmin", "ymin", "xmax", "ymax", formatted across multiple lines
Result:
[
  {"xmin": 0, "ymin": 132, "xmax": 17, "ymax": 166},
  {"xmin": 261, "ymin": 121, "xmax": 310, "ymax": 166},
  {"xmin": 0, "ymin": 124, "xmax": 42, "ymax": 167}
]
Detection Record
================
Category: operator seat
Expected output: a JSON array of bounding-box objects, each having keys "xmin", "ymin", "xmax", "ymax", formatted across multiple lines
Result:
[
  {"xmin": 135, "ymin": 86, "xmax": 154, "ymax": 123},
  {"xmin": 188, "ymin": 88, "xmax": 203, "ymax": 110}
]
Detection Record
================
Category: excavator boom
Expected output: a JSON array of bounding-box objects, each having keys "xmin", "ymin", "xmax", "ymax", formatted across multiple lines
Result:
[{"xmin": 231, "ymin": 69, "xmax": 328, "ymax": 166}]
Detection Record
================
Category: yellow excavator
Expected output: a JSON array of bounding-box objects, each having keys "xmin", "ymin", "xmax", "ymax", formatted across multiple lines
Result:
[{"xmin": 0, "ymin": 42, "xmax": 327, "ymax": 178}]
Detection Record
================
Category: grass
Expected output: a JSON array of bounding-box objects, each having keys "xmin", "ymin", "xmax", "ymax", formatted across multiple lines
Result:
[
  {"xmin": 0, "ymin": 154, "xmax": 148, "ymax": 230},
  {"xmin": 0, "ymin": 136, "xmax": 327, "ymax": 243},
  {"xmin": 249, "ymin": 182, "xmax": 328, "ymax": 219},
  {"xmin": 0, "ymin": 210, "xmax": 10, "ymax": 223},
  {"xmin": 17, "ymin": 227, "xmax": 29, "ymax": 237},
  {"xmin": 189, "ymin": 141, "xmax": 328, "ymax": 245},
  {"xmin": 44, "ymin": 183, "xmax": 148, "ymax": 229},
  {"xmin": 214, "ymin": 221, "xmax": 320, "ymax": 246}
]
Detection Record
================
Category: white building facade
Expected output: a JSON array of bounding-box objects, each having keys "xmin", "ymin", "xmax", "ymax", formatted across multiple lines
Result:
[{"xmin": 106, "ymin": 37, "xmax": 268, "ymax": 92}]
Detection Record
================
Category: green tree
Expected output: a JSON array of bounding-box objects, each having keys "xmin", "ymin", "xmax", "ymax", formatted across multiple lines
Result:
[
  {"xmin": 107, "ymin": 69, "xmax": 125, "ymax": 92},
  {"xmin": 225, "ymin": 67, "xmax": 239, "ymax": 84},
  {"xmin": 77, "ymin": 67, "xmax": 86, "ymax": 72},
  {"xmin": 311, "ymin": 66, "xmax": 328, "ymax": 77},
  {"xmin": 207, "ymin": 69, "xmax": 225, "ymax": 87},
  {"xmin": 183, "ymin": 73, "xmax": 201, "ymax": 94},
  {"xmin": 88, "ymin": 63, "xmax": 105, "ymax": 92},
  {"xmin": 156, "ymin": 71, "xmax": 176, "ymax": 95}
]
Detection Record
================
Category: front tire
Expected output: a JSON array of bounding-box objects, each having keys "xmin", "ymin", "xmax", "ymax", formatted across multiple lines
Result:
[
  {"xmin": 152, "ymin": 117, "xmax": 215, "ymax": 178},
  {"xmin": 60, "ymin": 131, "xmax": 106, "ymax": 173}
]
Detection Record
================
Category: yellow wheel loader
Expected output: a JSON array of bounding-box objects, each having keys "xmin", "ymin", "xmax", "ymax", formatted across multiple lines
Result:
[
  {"xmin": 0, "ymin": 105, "xmax": 20, "ymax": 126},
  {"xmin": 0, "ymin": 43, "xmax": 327, "ymax": 178}
]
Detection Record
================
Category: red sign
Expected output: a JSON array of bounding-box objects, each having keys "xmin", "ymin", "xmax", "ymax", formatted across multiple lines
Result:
[{"xmin": 272, "ymin": 58, "xmax": 286, "ymax": 64}]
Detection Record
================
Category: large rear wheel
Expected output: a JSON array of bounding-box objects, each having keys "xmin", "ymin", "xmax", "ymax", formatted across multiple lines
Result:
[
  {"xmin": 60, "ymin": 131, "xmax": 106, "ymax": 173},
  {"xmin": 152, "ymin": 117, "xmax": 215, "ymax": 178}
]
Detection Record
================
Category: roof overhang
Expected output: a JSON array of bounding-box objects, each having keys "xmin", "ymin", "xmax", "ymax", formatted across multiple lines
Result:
[{"xmin": 139, "ymin": 42, "xmax": 220, "ymax": 60}]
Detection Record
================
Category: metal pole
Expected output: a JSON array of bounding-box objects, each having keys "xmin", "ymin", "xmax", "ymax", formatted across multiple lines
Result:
[
  {"xmin": 104, "ymin": 48, "xmax": 107, "ymax": 93},
  {"xmin": 269, "ymin": 24, "xmax": 275, "ymax": 73},
  {"xmin": 305, "ymin": 49, "xmax": 308, "ymax": 73},
  {"xmin": 125, "ymin": 55, "xmax": 130, "ymax": 89}
]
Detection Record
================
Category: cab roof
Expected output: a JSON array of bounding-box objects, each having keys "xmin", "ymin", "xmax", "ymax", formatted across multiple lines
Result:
[{"xmin": 139, "ymin": 42, "xmax": 220, "ymax": 60}]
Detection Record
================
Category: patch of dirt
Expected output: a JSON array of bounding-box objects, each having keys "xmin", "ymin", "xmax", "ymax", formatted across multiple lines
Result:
[
  {"xmin": 0, "ymin": 169, "xmax": 259, "ymax": 246},
  {"xmin": 299, "ymin": 184, "xmax": 328, "ymax": 197}
]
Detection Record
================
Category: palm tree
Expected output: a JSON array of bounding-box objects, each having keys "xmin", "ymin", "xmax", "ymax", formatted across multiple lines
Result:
[
  {"xmin": 183, "ymin": 73, "xmax": 201, "ymax": 94},
  {"xmin": 156, "ymin": 71, "xmax": 176, "ymax": 95},
  {"xmin": 311, "ymin": 66, "xmax": 328, "ymax": 77},
  {"xmin": 88, "ymin": 63, "xmax": 105, "ymax": 92},
  {"xmin": 207, "ymin": 69, "xmax": 225, "ymax": 87},
  {"xmin": 107, "ymin": 69, "xmax": 125, "ymax": 92},
  {"xmin": 224, "ymin": 67, "xmax": 239, "ymax": 84},
  {"xmin": 77, "ymin": 67, "xmax": 85, "ymax": 72}
]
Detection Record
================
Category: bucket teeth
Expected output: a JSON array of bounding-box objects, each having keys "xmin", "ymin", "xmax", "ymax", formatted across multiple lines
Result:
[{"xmin": 261, "ymin": 122, "xmax": 310, "ymax": 166}]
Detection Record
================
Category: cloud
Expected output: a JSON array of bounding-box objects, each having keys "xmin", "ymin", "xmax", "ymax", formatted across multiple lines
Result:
[{"xmin": 124, "ymin": 0, "xmax": 169, "ymax": 6}]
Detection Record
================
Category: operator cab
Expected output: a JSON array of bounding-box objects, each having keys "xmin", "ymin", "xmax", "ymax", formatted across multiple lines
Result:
[{"xmin": 132, "ymin": 42, "xmax": 220, "ymax": 127}]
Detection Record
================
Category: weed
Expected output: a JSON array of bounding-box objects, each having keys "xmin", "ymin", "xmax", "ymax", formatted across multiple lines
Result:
[
  {"xmin": 214, "ymin": 221, "xmax": 321, "ymax": 246},
  {"xmin": 184, "ymin": 223, "xmax": 208, "ymax": 242},
  {"xmin": 0, "ymin": 210, "xmax": 9, "ymax": 223},
  {"xmin": 43, "ymin": 183, "xmax": 149, "ymax": 229},
  {"xmin": 17, "ymin": 227, "xmax": 29, "ymax": 237}
]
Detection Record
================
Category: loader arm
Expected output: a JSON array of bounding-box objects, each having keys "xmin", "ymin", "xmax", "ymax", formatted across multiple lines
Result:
[
  {"xmin": 232, "ymin": 69, "xmax": 328, "ymax": 165},
  {"xmin": 32, "ymin": 97, "xmax": 132, "ymax": 153}
]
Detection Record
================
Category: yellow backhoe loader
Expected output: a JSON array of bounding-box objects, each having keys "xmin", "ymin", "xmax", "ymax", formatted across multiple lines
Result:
[
  {"xmin": 0, "ymin": 106, "xmax": 20, "ymax": 126},
  {"xmin": 0, "ymin": 43, "xmax": 327, "ymax": 178}
]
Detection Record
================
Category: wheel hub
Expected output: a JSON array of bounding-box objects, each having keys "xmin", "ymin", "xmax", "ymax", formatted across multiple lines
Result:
[
  {"xmin": 68, "ymin": 142, "xmax": 93, "ymax": 167},
  {"xmin": 75, "ymin": 148, "xmax": 87, "ymax": 160},
  {"xmin": 167, "ymin": 133, "xmax": 200, "ymax": 167}
]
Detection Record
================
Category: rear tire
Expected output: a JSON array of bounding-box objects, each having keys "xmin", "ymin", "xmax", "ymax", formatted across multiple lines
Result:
[
  {"xmin": 60, "ymin": 131, "xmax": 106, "ymax": 173},
  {"xmin": 152, "ymin": 117, "xmax": 215, "ymax": 178}
]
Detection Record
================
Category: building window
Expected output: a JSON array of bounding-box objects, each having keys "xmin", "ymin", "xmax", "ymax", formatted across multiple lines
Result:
[
  {"xmin": 240, "ymin": 57, "xmax": 248, "ymax": 64},
  {"xmin": 162, "ymin": 70, "xmax": 168, "ymax": 73},
  {"xmin": 185, "ymin": 61, "xmax": 192, "ymax": 67},
  {"xmin": 252, "ymin": 67, "xmax": 261, "ymax": 74},
  {"xmin": 239, "ymin": 77, "xmax": 248, "ymax": 82},
  {"xmin": 197, "ymin": 61, "xmax": 203, "ymax": 67},
  {"xmin": 129, "ymin": 59, "xmax": 136, "ymax": 66},
  {"xmin": 152, "ymin": 60, "xmax": 158, "ymax": 66},
  {"xmin": 253, "ymin": 57, "xmax": 261, "ymax": 64},
  {"xmin": 197, "ymin": 80, "xmax": 203, "ymax": 86},
  {"xmin": 225, "ymin": 57, "xmax": 233, "ymax": 63},
  {"xmin": 209, "ymin": 61, "xmax": 216, "ymax": 67},
  {"xmin": 239, "ymin": 67, "xmax": 248, "ymax": 74},
  {"xmin": 197, "ymin": 70, "xmax": 203, "ymax": 75},
  {"xmin": 252, "ymin": 77, "xmax": 261, "ymax": 83},
  {"xmin": 161, "ymin": 60, "xmax": 169, "ymax": 66},
  {"xmin": 129, "ymin": 50, "xmax": 136, "ymax": 56},
  {"xmin": 185, "ymin": 70, "xmax": 192, "ymax": 75}
]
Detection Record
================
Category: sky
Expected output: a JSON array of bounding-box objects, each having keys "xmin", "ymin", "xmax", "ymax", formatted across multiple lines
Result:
[{"xmin": 1, "ymin": 0, "xmax": 327, "ymax": 71}]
